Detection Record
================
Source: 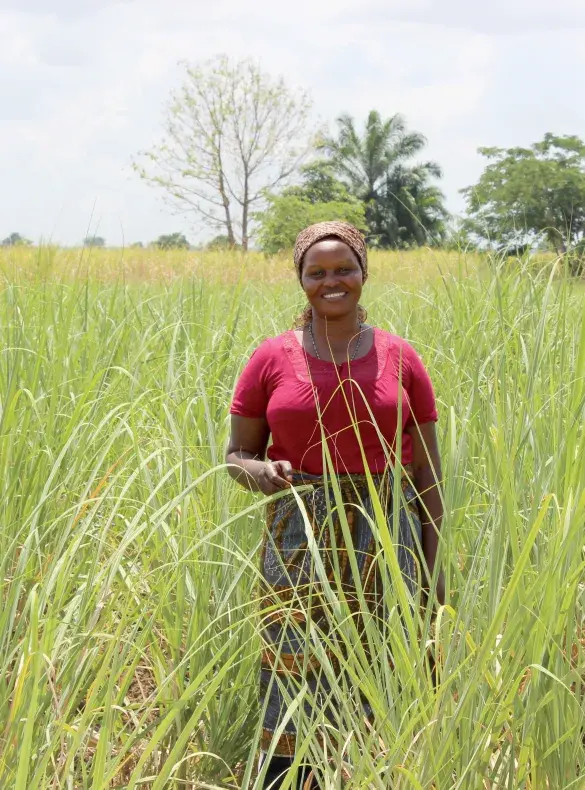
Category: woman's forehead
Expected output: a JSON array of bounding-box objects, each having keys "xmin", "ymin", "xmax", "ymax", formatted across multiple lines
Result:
[{"xmin": 304, "ymin": 238, "xmax": 358, "ymax": 263}]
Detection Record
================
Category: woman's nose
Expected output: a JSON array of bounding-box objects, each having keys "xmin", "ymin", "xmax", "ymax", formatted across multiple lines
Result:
[{"xmin": 323, "ymin": 271, "xmax": 339, "ymax": 287}]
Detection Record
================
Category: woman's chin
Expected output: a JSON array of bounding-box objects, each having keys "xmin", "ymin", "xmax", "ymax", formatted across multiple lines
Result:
[{"xmin": 312, "ymin": 301, "xmax": 357, "ymax": 321}]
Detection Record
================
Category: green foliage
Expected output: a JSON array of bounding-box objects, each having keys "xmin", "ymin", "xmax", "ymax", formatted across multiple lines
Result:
[
  {"xmin": 461, "ymin": 134, "xmax": 585, "ymax": 262},
  {"xmin": 205, "ymin": 234, "xmax": 240, "ymax": 250},
  {"xmin": 154, "ymin": 232, "xmax": 190, "ymax": 250},
  {"xmin": 83, "ymin": 235, "xmax": 106, "ymax": 248},
  {"xmin": 1, "ymin": 232, "xmax": 32, "ymax": 247},
  {"xmin": 566, "ymin": 239, "xmax": 585, "ymax": 276},
  {"xmin": 283, "ymin": 160, "xmax": 356, "ymax": 204},
  {"xmin": 255, "ymin": 161, "xmax": 366, "ymax": 253},
  {"xmin": 319, "ymin": 111, "xmax": 448, "ymax": 248},
  {"xmin": 255, "ymin": 195, "xmax": 366, "ymax": 253}
]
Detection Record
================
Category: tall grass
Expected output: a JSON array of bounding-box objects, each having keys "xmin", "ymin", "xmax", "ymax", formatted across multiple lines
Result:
[
  {"xmin": 0, "ymin": 247, "xmax": 583, "ymax": 788},
  {"xmin": 0, "ymin": 245, "xmax": 477, "ymax": 286}
]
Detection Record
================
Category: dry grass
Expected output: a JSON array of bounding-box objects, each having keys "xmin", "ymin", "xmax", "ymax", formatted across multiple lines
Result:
[{"xmin": 0, "ymin": 245, "xmax": 481, "ymax": 287}]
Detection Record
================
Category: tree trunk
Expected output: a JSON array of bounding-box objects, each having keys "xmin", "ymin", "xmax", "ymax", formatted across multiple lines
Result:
[
  {"xmin": 546, "ymin": 228, "xmax": 566, "ymax": 257},
  {"xmin": 217, "ymin": 143, "xmax": 236, "ymax": 245},
  {"xmin": 241, "ymin": 167, "xmax": 249, "ymax": 251},
  {"xmin": 221, "ymin": 185, "xmax": 236, "ymax": 246}
]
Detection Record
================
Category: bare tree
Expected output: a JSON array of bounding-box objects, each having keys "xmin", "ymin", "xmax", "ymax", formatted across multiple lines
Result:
[{"xmin": 134, "ymin": 55, "xmax": 315, "ymax": 250}]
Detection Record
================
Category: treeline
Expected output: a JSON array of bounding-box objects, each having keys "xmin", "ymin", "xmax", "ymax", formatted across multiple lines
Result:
[
  {"xmin": 133, "ymin": 55, "xmax": 585, "ymax": 268},
  {"xmin": 5, "ymin": 55, "xmax": 585, "ymax": 268},
  {"xmin": 0, "ymin": 233, "xmax": 192, "ymax": 250}
]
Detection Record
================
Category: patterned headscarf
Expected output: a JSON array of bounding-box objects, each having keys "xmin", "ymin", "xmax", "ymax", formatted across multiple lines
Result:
[{"xmin": 293, "ymin": 221, "xmax": 368, "ymax": 283}]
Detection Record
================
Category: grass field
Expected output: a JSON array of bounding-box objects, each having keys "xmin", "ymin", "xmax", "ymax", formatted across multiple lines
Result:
[{"xmin": 0, "ymin": 246, "xmax": 583, "ymax": 788}]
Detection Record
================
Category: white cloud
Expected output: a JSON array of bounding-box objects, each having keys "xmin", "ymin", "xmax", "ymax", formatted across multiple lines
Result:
[
  {"xmin": 0, "ymin": 0, "xmax": 584, "ymax": 244},
  {"xmin": 0, "ymin": 0, "xmax": 126, "ymax": 16},
  {"xmin": 378, "ymin": 0, "xmax": 585, "ymax": 32}
]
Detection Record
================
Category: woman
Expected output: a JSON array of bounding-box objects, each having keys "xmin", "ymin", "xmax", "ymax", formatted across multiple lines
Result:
[{"xmin": 226, "ymin": 221, "xmax": 444, "ymax": 788}]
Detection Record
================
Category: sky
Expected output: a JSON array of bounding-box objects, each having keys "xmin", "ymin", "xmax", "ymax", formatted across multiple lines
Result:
[{"xmin": 1, "ymin": 0, "xmax": 584, "ymax": 246}]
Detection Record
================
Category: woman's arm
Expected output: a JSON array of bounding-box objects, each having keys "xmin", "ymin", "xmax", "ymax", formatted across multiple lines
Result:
[
  {"xmin": 226, "ymin": 415, "xmax": 293, "ymax": 495},
  {"xmin": 406, "ymin": 421, "xmax": 445, "ymax": 605}
]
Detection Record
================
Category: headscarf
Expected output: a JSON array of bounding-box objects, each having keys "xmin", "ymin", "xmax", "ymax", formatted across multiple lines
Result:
[
  {"xmin": 293, "ymin": 221, "xmax": 368, "ymax": 283},
  {"xmin": 292, "ymin": 221, "xmax": 368, "ymax": 328}
]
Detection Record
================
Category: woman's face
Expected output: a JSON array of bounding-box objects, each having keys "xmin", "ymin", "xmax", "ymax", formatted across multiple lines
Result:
[{"xmin": 300, "ymin": 239, "xmax": 363, "ymax": 321}]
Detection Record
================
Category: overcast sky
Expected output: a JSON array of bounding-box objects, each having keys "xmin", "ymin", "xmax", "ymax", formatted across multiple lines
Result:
[{"xmin": 1, "ymin": 0, "xmax": 584, "ymax": 246}]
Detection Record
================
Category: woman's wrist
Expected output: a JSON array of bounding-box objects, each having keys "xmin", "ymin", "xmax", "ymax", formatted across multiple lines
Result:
[
  {"xmin": 226, "ymin": 454, "xmax": 266, "ymax": 491},
  {"xmin": 226, "ymin": 454, "xmax": 293, "ymax": 495}
]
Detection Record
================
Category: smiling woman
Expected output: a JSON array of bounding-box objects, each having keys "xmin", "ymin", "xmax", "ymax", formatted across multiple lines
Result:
[
  {"xmin": 293, "ymin": 221, "xmax": 369, "ymax": 334},
  {"xmin": 299, "ymin": 238, "xmax": 365, "ymax": 358},
  {"xmin": 225, "ymin": 221, "xmax": 444, "ymax": 788}
]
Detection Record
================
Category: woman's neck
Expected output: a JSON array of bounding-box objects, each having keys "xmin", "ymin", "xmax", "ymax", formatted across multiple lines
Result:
[{"xmin": 310, "ymin": 312, "xmax": 361, "ymax": 341}]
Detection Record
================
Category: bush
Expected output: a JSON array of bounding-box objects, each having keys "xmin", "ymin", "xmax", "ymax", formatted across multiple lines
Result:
[
  {"xmin": 154, "ymin": 233, "xmax": 190, "ymax": 250},
  {"xmin": 255, "ymin": 194, "xmax": 366, "ymax": 254}
]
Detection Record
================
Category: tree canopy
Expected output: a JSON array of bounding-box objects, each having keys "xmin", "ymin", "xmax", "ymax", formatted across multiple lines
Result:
[
  {"xmin": 319, "ymin": 111, "xmax": 448, "ymax": 248},
  {"xmin": 1, "ymin": 232, "xmax": 32, "ymax": 247},
  {"xmin": 135, "ymin": 55, "xmax": 315, "ymax": 251},
  {"xmin": 83, "ymin": 236, "xmax": 105, "ymax": 248},
  {"xmin": 255, "ymin": 161, "xmax": 366, "ymax": 254},
  {"xmin": 205, "ymin": 234, "xmax": 240, "ymax": 250},
  {"xmin": 461, "ymin": 134, "xmax": 585, "ymax": 257},
  {"xmin": 154, "ymin": 232, "xmax": 190, "ymax": 250}
]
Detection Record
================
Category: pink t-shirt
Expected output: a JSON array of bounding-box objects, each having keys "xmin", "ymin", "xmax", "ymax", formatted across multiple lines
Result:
[{"xmin": 230, "ymin": 328, "xmax": 438, "ymax": 475}]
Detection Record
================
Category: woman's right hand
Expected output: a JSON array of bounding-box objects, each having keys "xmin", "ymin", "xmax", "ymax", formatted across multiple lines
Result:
[{"xmin": 255, "ymin": 460, "xmax": 293, "ymax": 495}]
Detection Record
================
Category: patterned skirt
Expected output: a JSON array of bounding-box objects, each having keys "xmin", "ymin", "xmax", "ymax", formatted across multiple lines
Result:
[{"xmin": 258, "ymin": 466, "xmax": 422, "ymax": 757}]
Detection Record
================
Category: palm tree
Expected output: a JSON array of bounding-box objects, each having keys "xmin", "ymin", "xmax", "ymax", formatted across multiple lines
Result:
[
  {"xmin": 381, "ymin": 161, "xmax": 448, "ymax": 247},
  {"xmin": 320, "ymin": 111, "xmax": 448, "ymax": 247}
]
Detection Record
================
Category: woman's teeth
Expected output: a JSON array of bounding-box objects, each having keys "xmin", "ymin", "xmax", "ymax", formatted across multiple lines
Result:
[{"xmin": 323, "ymin": 292, "xmax": 346, "ymax": 300}]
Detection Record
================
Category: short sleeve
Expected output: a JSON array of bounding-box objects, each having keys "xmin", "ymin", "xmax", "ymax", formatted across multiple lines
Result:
[
  {"xmin": 403, "ymin": 341, "xmax": 438, "ymax": 425},
  {"xmin": 230, "ymin": 340, "xmax": 273, "ymax": 419}
]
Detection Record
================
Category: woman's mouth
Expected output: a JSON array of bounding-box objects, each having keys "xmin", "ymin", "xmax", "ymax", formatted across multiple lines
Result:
[{"xmin": 322, "ymin": 292, "xmax": 347, "ymax": 301}]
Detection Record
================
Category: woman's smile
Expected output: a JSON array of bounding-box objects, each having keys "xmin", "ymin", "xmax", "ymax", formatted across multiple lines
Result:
[{"xmin": 321, "ymin": 291, "xmax": 347, "ymax": 300}]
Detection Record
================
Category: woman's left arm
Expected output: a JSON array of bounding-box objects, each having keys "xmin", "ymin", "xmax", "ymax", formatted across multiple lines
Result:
[{"xmin": 406, "ymin": 421, "xmax": 445, "ymax": 606}]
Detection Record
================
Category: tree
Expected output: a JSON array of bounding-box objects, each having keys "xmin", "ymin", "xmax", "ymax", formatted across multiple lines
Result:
[
  {"xmin": 135, "ymin": 55, "xmax": 315, "ymax": 251},
  {"xmin": 205, "ymin": 234, "xmax": 240, "ymax": 250},
  {"xmin": 256, "ymin": 195, "xmax": 366, "ymax": 255},
  {"xmin": 319, "ymin": 111, "xmax": 448, "ymax": 248},
  {"xmin": 255, "ymin": 161, "xmax": 366, "ymax": 254},
  {"xmin": 84, "ymin": 236, "xmax": 105, "ymax": 248},
  {"xmin": 1, "ymin": 232, "xmax": 32, "ymax": 247},
  {"xmin": 154, "ymin": 232, "xmax": 190, "ymax": 250},
  {"xmin": 283, "ymin": 160, "xmax": 357, "ymax": 204},
  {"xmin": 461, "ymin": 134, "xmax": 585, "ymax": 262}
]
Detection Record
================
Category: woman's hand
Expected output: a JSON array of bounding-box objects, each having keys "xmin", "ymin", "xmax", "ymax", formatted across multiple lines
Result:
[{"xmin": 255, "ymin": 460, "xmax": 294, "ymax": 495}]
